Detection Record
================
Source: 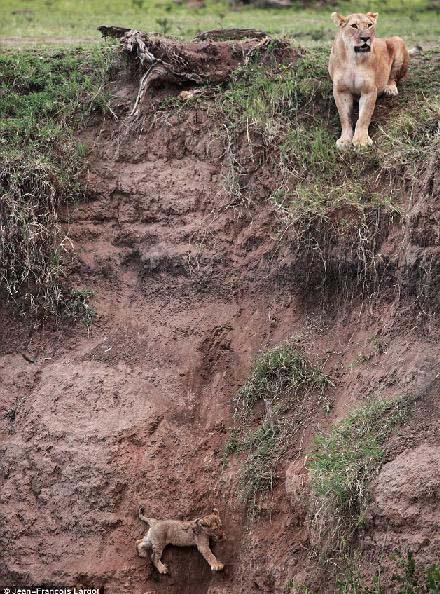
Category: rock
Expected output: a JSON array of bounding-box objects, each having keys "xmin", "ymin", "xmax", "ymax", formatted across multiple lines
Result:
[{"xmin": 369, "ymin": 444, "xmax": 440, "ymax": 562}]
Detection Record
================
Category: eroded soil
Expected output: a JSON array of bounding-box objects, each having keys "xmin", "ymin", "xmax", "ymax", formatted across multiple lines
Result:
[{"xmin": 1, "ymin": 90, "xmax": 439, "ymax": 593}]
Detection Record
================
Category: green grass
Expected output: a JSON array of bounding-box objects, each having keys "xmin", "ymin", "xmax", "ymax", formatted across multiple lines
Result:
[
  {"xmin": 220, "ymin": 53, "xmax": 334, "ymax": 133},
  {"xmin": 226, "ymin": 343, "xmax": 330, "ymax": 513},
  {"xmin": 307, "ymin": 395, "xmax": 415, "ymax": 554},
  {"xmin": 64, "ymin": 288, "xmax": 97, "ymax": 326},
  {"xmin": 1, "ymin": 0, "xmax": 439, "ymax": 47},
  {"xmin": 0, "ymin": 46, "xmax": 116, "ymax": 317},
  {"xmin": 236, "ymin": 342, "xmax": 330, "ymax": 411}
]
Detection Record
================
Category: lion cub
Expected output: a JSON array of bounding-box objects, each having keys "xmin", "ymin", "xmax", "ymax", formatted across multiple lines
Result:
[
  {"xmin": 136, "ymin": 506, "xmax": 225, "ymax": 574},
  {"xmin": 329, "ymin": 11, "xmax": 409, "ymax": 148}
]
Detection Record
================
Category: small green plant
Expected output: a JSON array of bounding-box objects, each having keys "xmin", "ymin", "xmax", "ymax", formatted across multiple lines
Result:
[
  {"xmin": 222, "ymin": 430, "xmax": 240, "ymax": 467},
  {"xmin": 308, "ymin": 395, "xmax": 415, "ymax": 553},
  {"xmin": 237, "ymin": 420, "xmax": 279, "ymax": 504},
  {"xmin": 425, "ymin": 563, "xmax": 440, "ymax": 592},
  {"xmin": 352, "ymin": 352, "xmax": 373, "ymax": 366},
  {"xmin": 285, "ymin": 578, "xmax": 311, "ymax": 593},
  {"xmin": 336, "ymin": 564, "xmax": 384, "ymax": 594},
  {"xmin": 64, "ymin": 288, "xmax": 96, "ymax": 327}
]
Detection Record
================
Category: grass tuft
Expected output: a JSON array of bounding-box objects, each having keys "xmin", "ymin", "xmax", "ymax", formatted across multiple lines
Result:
[
  {"xmin": 307, "ymin": 395, "xmax": 416, "ymax": 554},
  {"xmin": 335, "ymin": 552, "xmax": 440, "ymax": 594},
  {"xmin": 63, "ymin": 288, "xmax": 97, "ymax": 327},
  {"xmin": 237, "ymin": 343, "xmax": 330, "ymax": 412}
]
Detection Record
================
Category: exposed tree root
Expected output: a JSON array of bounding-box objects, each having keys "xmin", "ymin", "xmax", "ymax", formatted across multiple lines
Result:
[{"xmin": 98, "ymin": 26, "xmax": 295, "ymax": 116}]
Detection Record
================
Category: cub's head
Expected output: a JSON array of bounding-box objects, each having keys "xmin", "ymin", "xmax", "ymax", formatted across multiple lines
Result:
[
  {"xmin": 196, "ymin": 508, "xmax": 224, "ymax": 541},
  {"xmin": 331, "ymin": 11, "xmax": 378, "ymax": 53}
]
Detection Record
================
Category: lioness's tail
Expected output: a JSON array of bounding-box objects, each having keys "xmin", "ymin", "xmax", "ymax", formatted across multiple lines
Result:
[{"xmin": 138, "ymin": 505, "xmax": 158, "ymax": 526}]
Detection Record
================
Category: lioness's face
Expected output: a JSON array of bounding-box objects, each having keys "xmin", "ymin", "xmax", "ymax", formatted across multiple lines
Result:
[
  {"xmin": 199, "ymin": 509, "xmax": 224, "ymax": 541},
  {"xmin": 332, "ymin": 12, "xmax": 378, "ymax": 54}
]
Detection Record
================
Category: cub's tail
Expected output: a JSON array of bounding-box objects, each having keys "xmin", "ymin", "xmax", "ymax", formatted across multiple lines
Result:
[{"xmin": 138, "ymin": 505, "xmax": 157, "ymax": 526}]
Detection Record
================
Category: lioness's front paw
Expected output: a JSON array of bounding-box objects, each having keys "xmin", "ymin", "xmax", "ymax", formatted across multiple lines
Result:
[
  {"xmin": 158, "ymin": 564, "xmax": 168, "ymax": 575},
  {"xmin": 336, "ymin": 137, "xmax": 352, "ymax": 150},
  {"xmin": 211, "ymin": 561, "xmax": 224, "ymax": 571},
  {"xmin": 352, "ymin": 134, "xmax": 373, "ymax": 147},
  {"xmin": 383, "ymin": 84, "xmax": 398, "ymax": 96}
]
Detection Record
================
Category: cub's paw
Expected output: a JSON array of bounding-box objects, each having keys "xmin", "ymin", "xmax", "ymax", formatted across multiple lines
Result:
[
  {"xmin": 158, "ymin": 563, "xmax": 169, "ymax": 575},
  {"xmin": 383, "ymin": 84, "xmax": 398, "ymax": 96},
  {"xmin": 211, "ymin": 561, "xmax": 224, "ymax": 571},
  {"xmin": 352, "ymin": 134, "xmax": 373, "ymax": 148}
]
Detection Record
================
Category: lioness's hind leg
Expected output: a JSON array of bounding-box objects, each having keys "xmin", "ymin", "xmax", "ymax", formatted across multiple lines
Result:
[{"xmin": 385, "ymin": 40, "xmax": 409, "ymax": 96}]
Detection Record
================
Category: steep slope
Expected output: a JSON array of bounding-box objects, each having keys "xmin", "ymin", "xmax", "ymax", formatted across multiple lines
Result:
[{"xmin": 1, "ymin": 49, "xmax": 439, "ymax": 594}]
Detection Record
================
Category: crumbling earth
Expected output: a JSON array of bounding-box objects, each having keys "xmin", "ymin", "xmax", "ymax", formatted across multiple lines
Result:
[{"xmin": 0, "ymin": 42, "xmax": 439, "ymax": 594}]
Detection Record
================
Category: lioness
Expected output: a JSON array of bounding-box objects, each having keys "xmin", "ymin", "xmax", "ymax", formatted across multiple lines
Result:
[
  {"xmin": 329, "ymin": 11, "xmax": 409, "ymax": 148},
  {"xmin": 136, "ymin": 506, "xmax": 225, "ymax": 574}
]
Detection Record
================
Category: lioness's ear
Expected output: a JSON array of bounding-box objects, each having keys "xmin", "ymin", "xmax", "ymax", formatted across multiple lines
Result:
[
  {"xmin": 331, "ymin": 12, "xmax": 347, "ymax": 26},
  {"xmin": 367, "ymin": 11, "xmax": 379, "ymax": 23}
]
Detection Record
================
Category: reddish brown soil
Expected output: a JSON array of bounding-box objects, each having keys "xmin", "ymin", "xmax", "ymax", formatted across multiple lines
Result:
[{"xmin": 1, "ymin": 86, "xmax": 439, "ymax": 593}]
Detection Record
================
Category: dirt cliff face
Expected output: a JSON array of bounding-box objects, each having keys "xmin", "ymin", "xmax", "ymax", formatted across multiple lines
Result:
[{"xmin": 1, "ymin": 90, "xmax": 439, "ymax": 593}]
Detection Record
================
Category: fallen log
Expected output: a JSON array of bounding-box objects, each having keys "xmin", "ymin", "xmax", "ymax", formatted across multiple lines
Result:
[
  {"xmin": 193, "ymin": 28, "xmax": 268, "ymax": 41},
  {"xmin": 98, "ymin": 26, "xmax": 295, "ymax": 117}
]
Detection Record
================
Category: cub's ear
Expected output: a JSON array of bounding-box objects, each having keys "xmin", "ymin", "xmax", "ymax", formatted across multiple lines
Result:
[
  {"xmin": 367, "ymin": 11, "xmax": 379, "ymax": 23},
  {"xmin": 331, "ymin": 12, "xmax": 347, "ymax": 26},
  {"xmin": 196, "ymin": 517, "xmax": 209, "ymax": 528}
]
